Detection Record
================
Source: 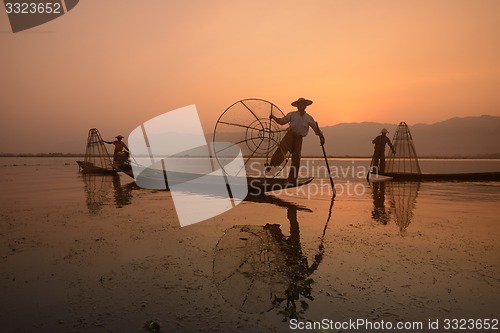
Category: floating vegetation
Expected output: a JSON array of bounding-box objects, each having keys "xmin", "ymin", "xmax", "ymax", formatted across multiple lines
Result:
[{"xmin": 143, "ymin": 320, "xmax": 161, "ymax": 333}]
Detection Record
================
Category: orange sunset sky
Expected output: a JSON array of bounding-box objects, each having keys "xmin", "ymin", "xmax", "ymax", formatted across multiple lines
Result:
[{"xmin": 1, "ymin": 0, "xmax": 499, "ymax": 153}]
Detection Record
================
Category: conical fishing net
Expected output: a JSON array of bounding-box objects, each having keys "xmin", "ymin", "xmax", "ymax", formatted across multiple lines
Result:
[
  {"xmin": 213, "ymin": 99, "xmax": 289, "ymax": 177},
  {"xmin": 386, "ymin": 122, "xmax": 421, "ymax": 174},
  {"xmin": 82, "ymin": 128, "xmax": 114, "ymax": 173}
]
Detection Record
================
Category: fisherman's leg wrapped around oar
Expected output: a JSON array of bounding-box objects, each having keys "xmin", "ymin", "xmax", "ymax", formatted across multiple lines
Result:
[{"xmin": 269, "ymin": 130, "xmax": 294, "ymax": 167}]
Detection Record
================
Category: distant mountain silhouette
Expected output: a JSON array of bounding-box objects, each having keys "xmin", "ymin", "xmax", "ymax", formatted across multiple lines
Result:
[
  {"xmin": 409, "ymin": 116, "xmax": 500, "ymax": 157},
  {"xmin": 300, "ymin": 115, "xmax": 500, "ymax": 157},
  {"xmin": 207, "ymin": 115, "xmax": 500, "ymax": 158},
  {"xmin": 7, "ymin": 115, "xmax": 498, "ymax": 156}
]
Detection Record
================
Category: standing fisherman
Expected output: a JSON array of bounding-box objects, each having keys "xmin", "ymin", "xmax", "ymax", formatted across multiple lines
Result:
[
  {"xmin": 267, "ymin": 97, "xmax": 325, "ymax": 184},
  {"xmin": 104, "ymin": 135, "xmax": 128, "ymax": 164},
  {"xmin": 371, "ymin": 128, "xmax": 396, "ymax": 174}
]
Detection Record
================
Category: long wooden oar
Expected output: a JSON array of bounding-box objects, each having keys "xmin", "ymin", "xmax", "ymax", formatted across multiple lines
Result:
[
  {"xmin": 304, "ymin": 195, "xmax": 335, "ymax": 276},
  {"xmin": 316, "ymin": 122, "xmax": 335, "ymax": 198},
  {"xmin": 366, "ymin": 151, "xmax": 375, "ymax": 181}
]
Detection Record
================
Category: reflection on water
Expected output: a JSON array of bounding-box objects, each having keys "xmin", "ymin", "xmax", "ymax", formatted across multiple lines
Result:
[
  {"xmin": 111, "ymin": 174, "xmax": 135, "ymax": 207},
  {"xmin": 389, "ymin": 181, "xmax": 420, "ymax": 235},
  {"xmin": 371, "ymin": 181, "xmax": 421, "ymax": 235},
  {"xmin": 81, "ymin": 174, "xmax": 135, "ymax": 213},
  {"xmin": 371, "ymin": 182, "xmax": 391, "ymax": 225},
  {"xmin": 213, "ymin": 195, "xmax": 334, "ymax": 321}
]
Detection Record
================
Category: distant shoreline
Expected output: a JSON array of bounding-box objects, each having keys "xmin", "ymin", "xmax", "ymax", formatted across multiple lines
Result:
[
  {"xmin": 1, "ymin": 153, "xmax": 499, "ymax": 159},
  {"xmin": 0, "ymin": 153, "xmax": 86, "ymax": 158}
]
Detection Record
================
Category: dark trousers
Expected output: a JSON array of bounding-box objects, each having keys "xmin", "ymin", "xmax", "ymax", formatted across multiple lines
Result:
[
  {"xmin": 372, "ymin": 151, "xmax": 386, "ymax": 173},
  {"xmin": 270, "ymin": 131, "xmax": 303, "ymax": 183}
]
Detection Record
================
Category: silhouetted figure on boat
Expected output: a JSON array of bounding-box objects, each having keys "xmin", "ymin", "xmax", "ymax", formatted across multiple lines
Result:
[
  {"xmin": 268, "ymin": 97, "xmax": 325, "ymax": 184},
  {"xmin": 104, "ymin": 135, "xmax": 128, "ymax": 164},
  {"xmin": 371, "ymin": 128, "xmax": 396, "ymax": 173}
]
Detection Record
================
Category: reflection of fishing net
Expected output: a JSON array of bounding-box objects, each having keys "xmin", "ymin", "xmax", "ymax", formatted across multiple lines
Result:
[
  {"xmin": 388, "ymin": 181, "xmax": 420, "ymax": 234},
  {"xmin": 213, "ymin": 225, "xmax": 289, "ymax": 313},
  {"xmin": 386, "ymin": 122, "xmax": 421, "ymax": 174},
  {"xmin": 79, "ymin": 128, "xmax": 114, "ymax": 173},
  {"xmin": 82, "ymin": 174, "xmax": 133, "ymax": 212},
  {"xmin": 82, "ymin": 174, "xmax": 113, "ymax": 214},
  {"xmin": 213, "ymin": 99, "xmax": 289, "ymax": 177}
]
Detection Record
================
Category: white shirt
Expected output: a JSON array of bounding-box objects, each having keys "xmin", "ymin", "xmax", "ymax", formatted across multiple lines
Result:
[{"xmin": 275, "ymin": 111, "xmax": 321, "ymax": 137}]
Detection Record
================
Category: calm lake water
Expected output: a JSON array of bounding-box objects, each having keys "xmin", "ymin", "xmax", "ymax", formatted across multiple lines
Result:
[{"xmin": 1, "ymin": 157, "xmax": 499, "ymax": 332}]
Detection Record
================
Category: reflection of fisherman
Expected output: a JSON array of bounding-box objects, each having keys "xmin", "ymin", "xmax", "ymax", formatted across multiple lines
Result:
[
  {"xmin": 104, "ymin": 135, "xmax": 128, "ymax": 163},
  {"xmin": 371, "ymin": 128, "xmax": 396, "ymax": 173},
  {"xmin": 266, "ymin": 203, "xmax": 327, "ymax": 321},
  {"xmin": 371, "ymin": 182, "xmax": 390, "ymax": 225},
  {"xmin": 213, "ymin": 194, "xmax": 331, "ymax": 320},
  {"xmin": 268, "ymin": 98, "xmax": 325, "ymax": 184},
  {"xmin": 111, "ymin": 174, "xmax": 133, "ymax": 207},
  {"xmin": 266, "ymin": 206, "xmax": 312, "ymax": 277},
  {"xmin": 284, "ymin": 205, "xmax": 322, "ymax": 276}
]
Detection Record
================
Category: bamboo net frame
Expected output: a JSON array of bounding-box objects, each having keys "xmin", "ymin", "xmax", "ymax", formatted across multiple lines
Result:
[
  {"xmin": 386, "ymin": 122, "xmax": 421, "ymax": 174},
  {"xmin": 82, "ymin": 128, "xmax": 114, "ymax": 172}
]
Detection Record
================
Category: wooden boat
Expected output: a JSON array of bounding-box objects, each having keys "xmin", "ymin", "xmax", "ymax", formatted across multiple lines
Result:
[
  {"xmin": 379, "ymin": 172, "xmax": 500, "ymax": 181},
  {"xmin": 77, "ymin": 160, "xmax": 117, "ymax": 174},
  {"xmin": 115, "ymin": 163, "xmax": 313, "ymax": 195}
]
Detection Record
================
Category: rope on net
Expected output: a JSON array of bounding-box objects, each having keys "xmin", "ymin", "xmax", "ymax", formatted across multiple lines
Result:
[
  {"xmin": 386, "ymin": 122, "xmax": 421, "ymax": 174},
  {"xmin": 83, "ymin": 128, "xmax": 114, "ymax": 172}
]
